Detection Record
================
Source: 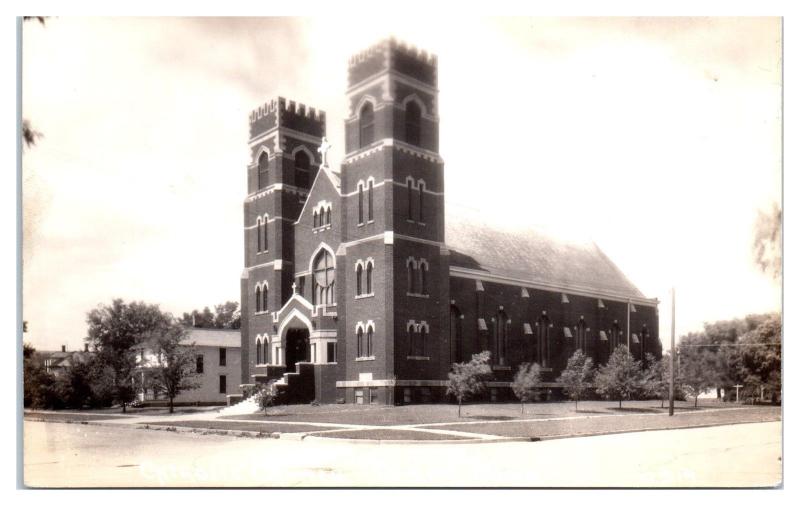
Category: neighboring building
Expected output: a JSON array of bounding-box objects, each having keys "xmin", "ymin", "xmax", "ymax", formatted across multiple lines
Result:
[
  {"xmin": 38, "ymin": 344, "xmax": 92, "ymax": 378},
  {"xmin": 240, "ymin": 39, "xmax": 661, "ymax": 405},
  {"xmin": 137, "ymin": 328, "xmax": 241, "ymax": 405}
]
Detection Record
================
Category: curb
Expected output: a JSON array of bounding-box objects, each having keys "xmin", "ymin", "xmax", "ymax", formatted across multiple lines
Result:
[{"xmin": 300, "ymin": 435, "xmax": 534, "ymax": 445}]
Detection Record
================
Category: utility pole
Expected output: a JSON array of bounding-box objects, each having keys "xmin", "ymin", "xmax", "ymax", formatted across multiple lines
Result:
[
  {"xmin": 669, "ymin": 287, "xmax": 675, "ymax": 416},
  {"xmin": 626, "ymin": 298, "xmax": 631, "ymax": 351}
]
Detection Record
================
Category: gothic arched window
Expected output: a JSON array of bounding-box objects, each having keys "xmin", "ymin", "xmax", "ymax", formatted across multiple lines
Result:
[
  {"xmin": 407, "ymin": 179, "xmax": 414, "ymax": 220},
  {"xmin": 263, "ymin": 217, "xmax": 268, "ymax": 251},
  {"xmin": 366, "ymin": 261, "xmax": 373, "ymax": 294},
  {"xmin": 312, "ymin": 249, "xmax": 335, "ymax": 306},
  {"xmin": 257, "ymin": 152, "xmax": 269, "ymax": 189},
  {"xmin": 367, "ymin": 180, "xmax": 374, "ymax": 221},
  {"xmin": 358, "ymin": 183, "xmax": 364, "ymax": 224},
  {"xmin": 419, "ymin": 261, "xmax": 428, "ymax": 295},
  {"xmin": 536, "ymin": 314, "xmax": 551, "ymax": 368},
  {"xmin": 366, "ymin": 325, "xmax": 374, "ymax": 357},
  {"xmin": 405, "ymin": 101, "xmax": 421, "ymax": 146},
  {"xmin": 294, "ymin": 150, "xmax": 310, "ymax": 189},
  {"xmin": 356, "ymin": 263, "xmax": 363, "ymax": 296},
  {"xmin": 407, "ymin": 259, "xmax": 416, "ymax": 294},
  {"xmin": 255, "ymin": 286, "xmax": 262, "ymax": 313},
  {"xmin": 357, "ymin": 327, "xmax": 364, "ymax": 357},
  {"xmin": 256, "ymin": 218, "xmax": 262, "ymax": 252},
  {"xmin": 359, "ymin": 102, "xmax": 374, "ymax": 148},
  {"xmin": 418, "ymin": 181, "xmax": 425, "ymax": 223},
  {"xmin": 325, "ymin": 206, "xmax": 331, "ymax": 226}
]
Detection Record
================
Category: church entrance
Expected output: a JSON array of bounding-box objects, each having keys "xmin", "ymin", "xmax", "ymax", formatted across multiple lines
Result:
[{"xmin": 285, "ymin": 328, "xmax": 310, "ymax": 372}]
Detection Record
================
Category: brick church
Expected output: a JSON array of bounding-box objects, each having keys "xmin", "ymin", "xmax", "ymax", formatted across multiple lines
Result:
[{"xmin": 239, "ymin": 39, "xmax": 661, "ymax": 405}]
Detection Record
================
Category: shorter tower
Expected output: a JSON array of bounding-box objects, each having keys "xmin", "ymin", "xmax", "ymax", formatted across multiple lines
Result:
[{"xmin": 240, "ymin": 97, "xmax": 326, "ymax": 386}]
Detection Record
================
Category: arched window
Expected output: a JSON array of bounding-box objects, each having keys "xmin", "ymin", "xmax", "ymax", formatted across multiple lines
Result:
[
  {"xmin": 366, "ymin": 261, "xmax": 373, "ymax": 294},
  {"xmin": 257, "ymin": 152, "xmax": 269, "ymax": 189},
  {"xmin": 256, "ymin": 218, "xmax": 262, "ymax": 252},
  {"xmin": 407, "ymin": 179, "xmax": 414, "ymax": 220},
  {"xmin": 450, "ymin": 305, "xmax": 463, "ymax": 363},
  {"xmin": 419, "ymin": 260, "xmax": 428, "ymax": 295},
  {"xmin": 366, "ymin": 325, "xmax": 374, "ymax": 357},
  {"xmin": 576, "ymin": 319, "xmax": 588, "ymax": 355},
  {"xmin": 536, "ymin": 314, "xmax": 551, "ymax": 368},
  {"xmin": 358, "ymin": 183, "xmax": 364, "ymax": 224},
  {"xmin": 407, "ymin": 322, "xmax": 416, "ymax": 356},
  {"xmin": 357, "ymin": 326, "xmax": 364, "ymax": 358},
  {"xmin": 405, "ymin": 101, "xmax": 421, "ymax": 146},
  {"xmin": 418, "ymin": 181, "xmax": 425, "ymax": 223},
  {"xmin": 356, "ymin": 263, "xmax": 363, "ymax": 296},
  {"xmin": 313, "ymin": 210, "xmax": 318, "ymax": 228},
  {"xmin": 262, "ymin": 216, "xmax": 269, "ymax": 251},
  {"xmin": 256, "ymin": 339, "xmax": 263, "ymax": 365},
  {"xmin": 325, "ymin": 206, "xmax": 331, "ymax": 226},
  {"xmin": 255, "ymin": 286, "xmax": 262, "ymax": 313},
  {"xmin": 312, "ymin": 249, "xmax": 335, "ymax": 306},
  {"xmin": 418, "ymin": 323, "xmax": 427, "ymax": 357},
  {"xmin": 407, "ymin": 259, "xmax": 416, "ymax": 293},
  {"xmin": 367, "ymin": 180, "xmax": 374, "ymax": 221},
  {"xmin": 294, "ymin": 150, "xmax": 310, "ymax": 189},
  {"xmin": 262, "ymin": 286, "xmax": 268, "ymax": 312},
  {"xmin": 494, "ymin": 311, "xmax": 508, "ymax": 365},
  {"xmin": 359, "ymin": 102, "xmax": 374, "ymax": 148}
]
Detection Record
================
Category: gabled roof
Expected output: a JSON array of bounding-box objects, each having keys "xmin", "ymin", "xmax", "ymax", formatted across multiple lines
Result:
[
  {"xmin": 186, "ymin": 328, "xmax": 241, "ymax": 348},
  {"xmin": 446, "ymin": 213, "xmax": 647, "ymax": 301}
]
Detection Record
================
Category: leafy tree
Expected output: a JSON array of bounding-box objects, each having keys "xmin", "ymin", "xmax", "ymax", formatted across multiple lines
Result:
[
  {"xmin": 511, "ymin": 362, "xmax": 542, "ymax": 415},
  {"xmin": 594, "ymin": 345, "xmax": 643, "ymax": 409},
  {"xmin": 678, "ymin": 347, "xmax": 717, "ymax": 408},
  {"xmin": 736, "ymin": 313, "xmax": 781, "ymax": 404},
  {"xmin": 181, "ymin": 301, "xmax": 241, "ymax": 329},
  {"xmin": 23, "ymin": 343, "xmax": 59, "ymax": 409},
  {"xmin": 557, "ymin": 350, "xmax": 595, "ymax": 411},
  {"xmin": 255, "ymin": 383, "xmax": 277, "ymax": 414},
  {"xmin": 85, "ymin": 299, "xmax": 170, "ymax": 412},
  {"xmin": 642, "ymin": 354, "xmax": 671, "ymax": 408},
  {"xmin": 446, "ymin": 351, "xmax": 492, "ymax": 417},
  {"xmin": 57, "ymin": 357, "xmax": 95, "ymax": 409},
  {"xmin": 147, "ymin": 322, "xmax": 200, "ymax": 413}
]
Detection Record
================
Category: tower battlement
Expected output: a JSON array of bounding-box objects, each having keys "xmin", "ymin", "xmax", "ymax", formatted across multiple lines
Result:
[
  {"xmin": 249, "ymin": 96, "xmax": 326, "ymax": 140},
  {"xmin": 348, "ymin": 38, "xmax": 437, "ymax": 88}
]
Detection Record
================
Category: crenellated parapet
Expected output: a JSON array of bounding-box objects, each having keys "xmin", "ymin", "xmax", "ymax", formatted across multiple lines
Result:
[
  {"xmin": 348, "ymin": 38, "xmax": 437, "ymax": 88},
  {"xmin": 249, "ymin": 96, "xmax": 326, "ymax": 140}
]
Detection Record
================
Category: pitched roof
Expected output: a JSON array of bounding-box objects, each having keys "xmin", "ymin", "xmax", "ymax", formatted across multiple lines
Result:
[
  {"xmin": 445, "ymin": 213, "xmax": 647, "ymax": 301},
  {"xmin": 186, "ymin": 328, "xmax": 241, "ymax": 348}
]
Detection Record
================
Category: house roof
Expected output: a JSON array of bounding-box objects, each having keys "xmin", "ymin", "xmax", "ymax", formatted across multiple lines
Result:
[
  {"xmin": 445, "ymin": 213, "xmax": 649, "ymax": 302},
  {"xmin": 186, "ymin": 328, "xmax": 241, "ymax": 348}
]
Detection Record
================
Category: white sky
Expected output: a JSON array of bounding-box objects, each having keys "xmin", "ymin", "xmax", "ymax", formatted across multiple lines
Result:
[{"xmin": 21, "ymin": 17, "xmax": 781, "ymax": 352}]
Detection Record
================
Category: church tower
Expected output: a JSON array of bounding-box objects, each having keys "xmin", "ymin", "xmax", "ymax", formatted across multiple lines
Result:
[
  {"xmin": 240, "ymin": 98, "xmax": 325, "ymax": 386},
  {"xmin": 338, "ymin": 40, "xmax": 450, "ymax": 404}
]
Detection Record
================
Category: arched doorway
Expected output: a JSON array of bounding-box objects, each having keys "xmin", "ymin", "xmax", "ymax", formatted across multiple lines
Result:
[{"xmin": 285, "ymin": 328, "xmax": 310, "ymax": 371}]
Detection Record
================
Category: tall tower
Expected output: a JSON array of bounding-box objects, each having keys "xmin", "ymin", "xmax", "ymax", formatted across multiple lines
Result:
[
  {"xmin": 338, "ymin": 40, "xmax": 450, "ymax": 404},
  {"xmin": 240, "ymin": 97, "xmax": 325, "ymax": 387}
]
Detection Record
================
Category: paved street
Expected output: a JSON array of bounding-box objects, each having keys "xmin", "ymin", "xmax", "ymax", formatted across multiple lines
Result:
[{"xmin": 24, "ymin": 419, "xmax": 782, "ymax": 488}]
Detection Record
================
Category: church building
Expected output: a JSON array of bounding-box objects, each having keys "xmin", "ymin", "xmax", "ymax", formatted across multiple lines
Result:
[{"xmin": 239, "ymin": 39, "xmax": 661, "ymax": 405}]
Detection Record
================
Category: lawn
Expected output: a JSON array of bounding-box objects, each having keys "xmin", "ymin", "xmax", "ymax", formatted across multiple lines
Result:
[
  {"xmin": 23, "ymin": 412, "xmax": 125, "ymax": 423},
  {"xmin": 306, "ymin": 429, "xmax": 472, "ymax": 441},
  {"xmin": 140, "ymin": 420, "xmax": 329, "ymax": 434},
  {"xmin": 221, "ymin": 399, "xmax": 746, "ymax": 427}
]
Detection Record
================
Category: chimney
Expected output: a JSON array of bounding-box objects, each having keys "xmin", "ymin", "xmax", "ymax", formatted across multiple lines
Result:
[
  {"xmin": 61, "ymin": 345, "xmax": 66, "ymax": 352},
  {"xmin": 84, "ymin": 343, "xmax": 89, "ymax": 352}
]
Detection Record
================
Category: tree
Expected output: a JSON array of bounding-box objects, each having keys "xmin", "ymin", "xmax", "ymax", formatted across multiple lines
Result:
[
  {"xmin": 255, "ymin": 383, "xmax": 277, "ymax": 414},
  {"xmin": 446, "ymin": 351, "xmax": 492, "ymax": 417},
  {"xmin": 736, "ymin": 313, "xmax": 781, "ymax": 404},
  {"xmin": 511, "ymin": 362, "xmax": 542, "ymax": 415},
  {"xmin": 642, "ymin": 354, "xmax": 670, "ymax": 408},
  {"xmin": 594, "ymin": 345, "xmax": 643, "ymax": 409},
  {"xmin": 147, "ymin": 322, "xmax": 200, "ymax": 413},
  {"xmin": 181, "ymin": 301, "xmax": 241, "ymax": 329},
  {"xmin": 679, "ymin": 347, "xmax": 717, "ymax": 408},
  {"xmin": 86, "ymin": 299, "xmax": 170, "ymax": 413},
  {"xmin": 557, "ymin": 350, "xmax": 595, "ymax": 411},
  {"xmin": 23, "ymin": 343, "xmax": 59, "ymax": 409}
]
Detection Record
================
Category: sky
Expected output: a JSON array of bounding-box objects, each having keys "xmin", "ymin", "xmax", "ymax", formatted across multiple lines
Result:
[{"xmin": 21, "ymin": 16, "xmax": 782, "ymax": 352}]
